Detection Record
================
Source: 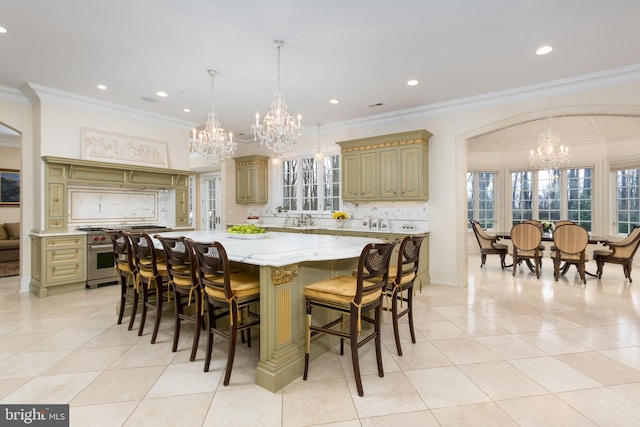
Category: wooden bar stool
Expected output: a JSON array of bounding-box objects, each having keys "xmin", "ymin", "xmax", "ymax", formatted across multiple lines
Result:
[
  {"xmin": 105, "ymin": 229, "xmax": 138, "ymax": 330},
  {"xmin": 156, "ymin": 235, "xmax": 203, "ymax": 361},
  {"xmin": 186, "ymin": 239, "xmax": 260, "ymax": 386},
  {"xmin": 303, "ymin": 241, "xmax": 396, "ymax": 397},
  {"xmin": 128, "ymin": 232, "xmax": 170, "ymax": 344}
]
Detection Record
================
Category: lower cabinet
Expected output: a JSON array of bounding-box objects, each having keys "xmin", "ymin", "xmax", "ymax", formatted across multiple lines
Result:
[{"xmin": 31, "ymin": 234, "xmax": 87, "ymax": 297}]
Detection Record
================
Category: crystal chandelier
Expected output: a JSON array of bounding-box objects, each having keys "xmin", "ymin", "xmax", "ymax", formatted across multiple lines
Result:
[
  {"xmin": 251, "ymin": 40, "xmax": 303, "ymax": 156},
  {"xmin": 189, "ymin": 70, "xmax": 236, "ymax": 166},
  {"xmin": 528, "ymin": 128, "xmax": 570, "ymax": 170}
]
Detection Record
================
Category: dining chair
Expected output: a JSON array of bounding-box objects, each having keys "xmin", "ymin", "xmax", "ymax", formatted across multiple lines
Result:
[
  {"xmin": 128, "ymin": 232, "xmax": 170, "ymax": 344},
  {"xmin": 550, "ymin": 220, "xmax": 575, "ymax": 252},
  {"xmin": 186, "ymin": 238, "xmax": 260, "ymax": 386},
  {"xmin": 510, "ymin": 222, "xmax": 543, "ymax": 278},
  {"xmin": 105, "ymin": 229, "xmax": 139, "ymax": 330},
  {"xmin": 303, "ymin": 241, "xmax": 396, "ymax": 397},
  {"xmin": 469, "ymin": 220, "xmax": 508, "ymax": 269},
  {"xmin": 593, "ymin": 225, "xmax": 640, "ymax": 282},
  {"xmin": 384, "ymin": 234, "xmax": 426, "ymax": 356},
  {"xmin": 550, "ymin": 223, "xmax": 589, "ymax": 284},
  {"xmin": 155, "ymin": 235, "xmax": 203, "ymax": 361}
]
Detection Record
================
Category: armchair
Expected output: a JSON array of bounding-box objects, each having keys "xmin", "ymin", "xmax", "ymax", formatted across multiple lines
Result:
[
  {"xmin": 469, "ymin": 220, "xmax": 508, "ymax": 269},
  {"xmin": 593, "ymin": 225, "xmax": 640, "ymax": 282}
]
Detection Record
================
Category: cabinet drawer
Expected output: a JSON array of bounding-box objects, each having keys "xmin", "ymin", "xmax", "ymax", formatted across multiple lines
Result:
[
  {"xmin": 46, "ymin": 247, "xmax": 84, "ymax": 265},
  {"xmin": 44, "ymin": 236, "xmax": 85, "ymax": 249},
  {"xmin": 46, "ymin": 263, "xmax": 84, "ymax": 284}
]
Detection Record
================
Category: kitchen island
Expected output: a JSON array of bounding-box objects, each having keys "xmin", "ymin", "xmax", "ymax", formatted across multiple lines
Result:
[{"xmin": 154, "ymin": 230, "xmax": 384, "ymax": 392}]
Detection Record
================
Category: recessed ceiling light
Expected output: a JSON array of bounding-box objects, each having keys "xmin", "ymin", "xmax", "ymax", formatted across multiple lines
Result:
[
  {"xmin": 0, "ymin": 26, "xmax": 7, "ymax": 34},
  {"xmin": 536, "ymin": 45, "xmax": 553, "ymax": 55},
  {"xmin": 329, "ymin": 99, "xmax": 340, "ymax": 104},
  {"xmin": 407, "ymin": 79, "xmax": 419, "ymax": 86},
  {"xmin": 96, "ymin": 84, "xmax": 107, "ymax": 90},
  {"xmin": 155, "ymin": 91, "xmax": 168, "ymax": 97},
  {"xmin": 183, "ymin": 108, "xmax": 191, "ymax": 113}
]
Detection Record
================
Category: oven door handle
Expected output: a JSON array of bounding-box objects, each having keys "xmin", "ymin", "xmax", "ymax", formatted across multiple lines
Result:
[{"xmin": 88, "ymin": 244, "xmax": 114, "ymax": 251}]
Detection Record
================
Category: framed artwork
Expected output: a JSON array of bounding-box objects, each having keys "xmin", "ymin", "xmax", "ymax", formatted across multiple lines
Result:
[
  {"xmin": 0, "ymin": 169, "xmax": 20, "ymax": 205},
  {"xmin": 81, "ymin": 128, "xmax": 169, "ymax": 168}
]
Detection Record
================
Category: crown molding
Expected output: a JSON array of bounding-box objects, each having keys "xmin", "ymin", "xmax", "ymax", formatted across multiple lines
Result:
[
  {"xmin": 23, "ymin": 83, "xmax": 197, "ymax": 129},
  {"xmin": 325, "ymin": 64, "xmax": 640, "ymax": 132}
]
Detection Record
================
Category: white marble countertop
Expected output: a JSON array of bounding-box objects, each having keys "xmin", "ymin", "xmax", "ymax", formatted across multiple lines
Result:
[
  {"xmin": 231, "ymin": 223, "xmax": 427, "ymax": 235},
  {"xmin": 154, "ymin": 230, "xmax": 384, "ymax": 267}
]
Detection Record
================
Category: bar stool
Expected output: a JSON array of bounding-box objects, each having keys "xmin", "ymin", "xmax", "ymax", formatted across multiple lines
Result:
[
  {"xmin": 303, "ymin": 241, "xmax": 396, "ymax": 397},
  {"xmin": 384, "ymin": 234, "xmax": 426, "ymax": 356},
  {"xmin": 156, "ymin": 235, "xmax": 202, "ymax": 361},
  {"xmin": 128, "ymin": 232, "xmax": 170, "ymax": 344},
  {"xmin": 186, "ymin": 239, "xmax": 260, "ymax": 386},
  {"xmin": 105, "ymin": 229, "xmax": 138, "ymax": 330}
]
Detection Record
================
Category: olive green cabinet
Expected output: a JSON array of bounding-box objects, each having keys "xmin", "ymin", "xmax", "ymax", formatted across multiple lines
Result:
[
  {"xmin": 31, "ymin": 233, "xmax": 87, "ymax": 297},
  {"xmin": 235, "ymin": 155, "xmax": 269, "ymax": 204},
  {"xmin": 337, "ymin": 130, "xmax": 431, "ymax": 202},
  {"xmin": 342, "ymin": 151, "xmax": 378, "ymax": 200},
  {"xmin": 42, "ymin": 156, "xmax": 193, "ymax": 231}
]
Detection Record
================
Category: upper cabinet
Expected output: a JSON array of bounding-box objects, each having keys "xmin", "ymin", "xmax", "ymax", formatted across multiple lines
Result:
[
  {"xmin": 234, "ymin": 155, "xmax": 269, "ymax": 204},
  {"xmin": 42, "ymin": 156, "xmax": 193, "ymax": 231},
  {"xmin": 337, "ymin": 129, "xmax": 431, "ymax": 202}
]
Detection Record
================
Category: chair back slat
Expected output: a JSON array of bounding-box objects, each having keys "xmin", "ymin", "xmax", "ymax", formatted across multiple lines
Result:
[
  {"xmin": 186, "ymin": 239, "xmax": 232, "ymax": 300},
  {"xmin": 356, "ymin": 241, "xmax": 396, "ymax": 303},
  {"xmin": 128, "ymin": 232, "xmax": 161, "ymax": 276},
  {"xmin": 395, "ymin": 234, "xmax": 426, "ymax": 284},
  {"xmin": 511, "ymin": 223, "xmax": 542, "ymax": 251},
  {"xmin": 156, "ymin": 235, "xmax": 195, "ymax": 283},
  {"xmin": 552, "ymin": 224, "xmax": 588, "ymax": 255},
  {"xmin": 106, "ymin": 229, "xmax": 135, "ymax": 271}
]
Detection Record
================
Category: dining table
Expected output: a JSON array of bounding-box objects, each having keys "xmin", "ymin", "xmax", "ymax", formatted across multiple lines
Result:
[{"xmin": 152, "ymin": 230, "xmax": 384, "ymax": 392}]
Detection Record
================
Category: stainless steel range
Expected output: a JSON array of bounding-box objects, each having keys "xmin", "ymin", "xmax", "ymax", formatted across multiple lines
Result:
[{"xmin": 78, "ymin": 225, "xmax": 170, "ymax": 288}]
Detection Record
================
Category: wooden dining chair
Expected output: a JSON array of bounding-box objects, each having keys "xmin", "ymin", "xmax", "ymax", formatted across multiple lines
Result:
[
  {"xmin": 593, "ymin": 225, "xmax": 640, "ymax": 282},
  {"xmin": 186, "ymin": 238, "xmax": 260, "ymax": 386},
  {"xmin": 156, "ymin": 235, "xmax": 203, "ymax": 361},
  {"xmin": 550, "ymin": 223, "xmax": 589, "ymax": 284},
  {"xmin": 303, "ymin": 241, "xmax": 396, "ymax": 397},
  {"xmin": 106, "ymin": 229, "xmax": 139, "ymax": 330},
  {"xmin": 384, "ymin": 234, "xmax": 426, "ymax": 356},
  {"xmin": 469, "ymin": 219, "xmax": 508, "ymax": 269},
  {"xmin": 510, "ymin": 222, "xmax": 543, "ymax": 278},
  {"xmin": 128, "ymin": 232, "xmax": 170, "ymax": 344}
]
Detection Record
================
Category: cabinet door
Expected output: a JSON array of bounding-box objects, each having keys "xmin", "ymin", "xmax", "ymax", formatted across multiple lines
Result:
[
  {"xmin": 175, "ymin": 188, "xmax": 190, "ymax": 227},
  {"xmin": 236, "ymin": 166, "xmax": 250, "ymax": 203},
  {"xmin": 360, "ymin": 151, "xmax": 378, "ymax": 199},
  {"xmin": 342, "ymin": 153, "xmax": 361, "ymax": 201},
  {"xmin": 47, "ymin": 182, "xmax": 66, "ymax": 230},
  {"xmin": 379, "ymin": 148, "xmax": 398, "ymax": 199},
  {"xmin": 400, "ymin": 146, "xmax": 422, "ymax": 199}
]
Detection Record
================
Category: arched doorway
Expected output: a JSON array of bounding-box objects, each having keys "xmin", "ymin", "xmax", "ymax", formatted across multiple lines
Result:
[{"xmin": 0, "ymin": 122, "xmax": 21, "ymax": 280}]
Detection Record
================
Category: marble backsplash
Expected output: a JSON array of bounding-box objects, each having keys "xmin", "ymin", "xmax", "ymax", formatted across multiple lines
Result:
[
  {"xmin": 248, "ymin": 201, "xmax": 428, "ymax": 232},
  {"xmin": 67, "ymin": 186, "xmax": 175, "ymax": 229}
]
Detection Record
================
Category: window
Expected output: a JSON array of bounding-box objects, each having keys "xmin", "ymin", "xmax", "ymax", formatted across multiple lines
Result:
[
  {"xmin": 510, "ymin": 168, "xmax": 593, "ymax": 231},
  {"xmin": 467, "ymin": 172, "xmax": 496, "ymax": 229},
  {"xmin": 538, "ymin": 169, "xmax": 561, "ymax": 222},
  {"xmin": 281, "ymin": 154, "xmax": 340, "ymax": 212},
  {"xmin": 567, "ymin": 168, "xmax": 592, "ymax": 231},
  {"xmin": 615, "ymin": 168, "xmax": 640, "ymax": 234},
  {"xmin": 511, "ymin": 171, "xmax": 534, "ymax": 223}
]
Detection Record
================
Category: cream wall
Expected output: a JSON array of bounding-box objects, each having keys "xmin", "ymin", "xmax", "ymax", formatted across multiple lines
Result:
[
  {"xmin": 2, "ymin": 70, "xmax": 640, "ymax": 292},
  {"xmin": 0, "ymin": 87, "xmax": 33, "ymax": 289}
]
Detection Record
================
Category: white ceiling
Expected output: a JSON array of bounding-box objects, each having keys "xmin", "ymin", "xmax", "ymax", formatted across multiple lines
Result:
[{"xmin": 2, "ymin": 1, "xmax": 640, "ymax": 143}]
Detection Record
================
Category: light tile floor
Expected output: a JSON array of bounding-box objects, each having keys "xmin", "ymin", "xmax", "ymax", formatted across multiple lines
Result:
[{"xmin": 2, "ymin": 256, "xmax": 640, "ymax": 426}]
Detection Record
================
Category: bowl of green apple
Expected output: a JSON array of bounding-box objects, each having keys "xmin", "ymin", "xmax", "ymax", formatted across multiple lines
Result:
[{"xmin": 227, "ymin": 223, "xmax": 268, "ymax": 239}]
